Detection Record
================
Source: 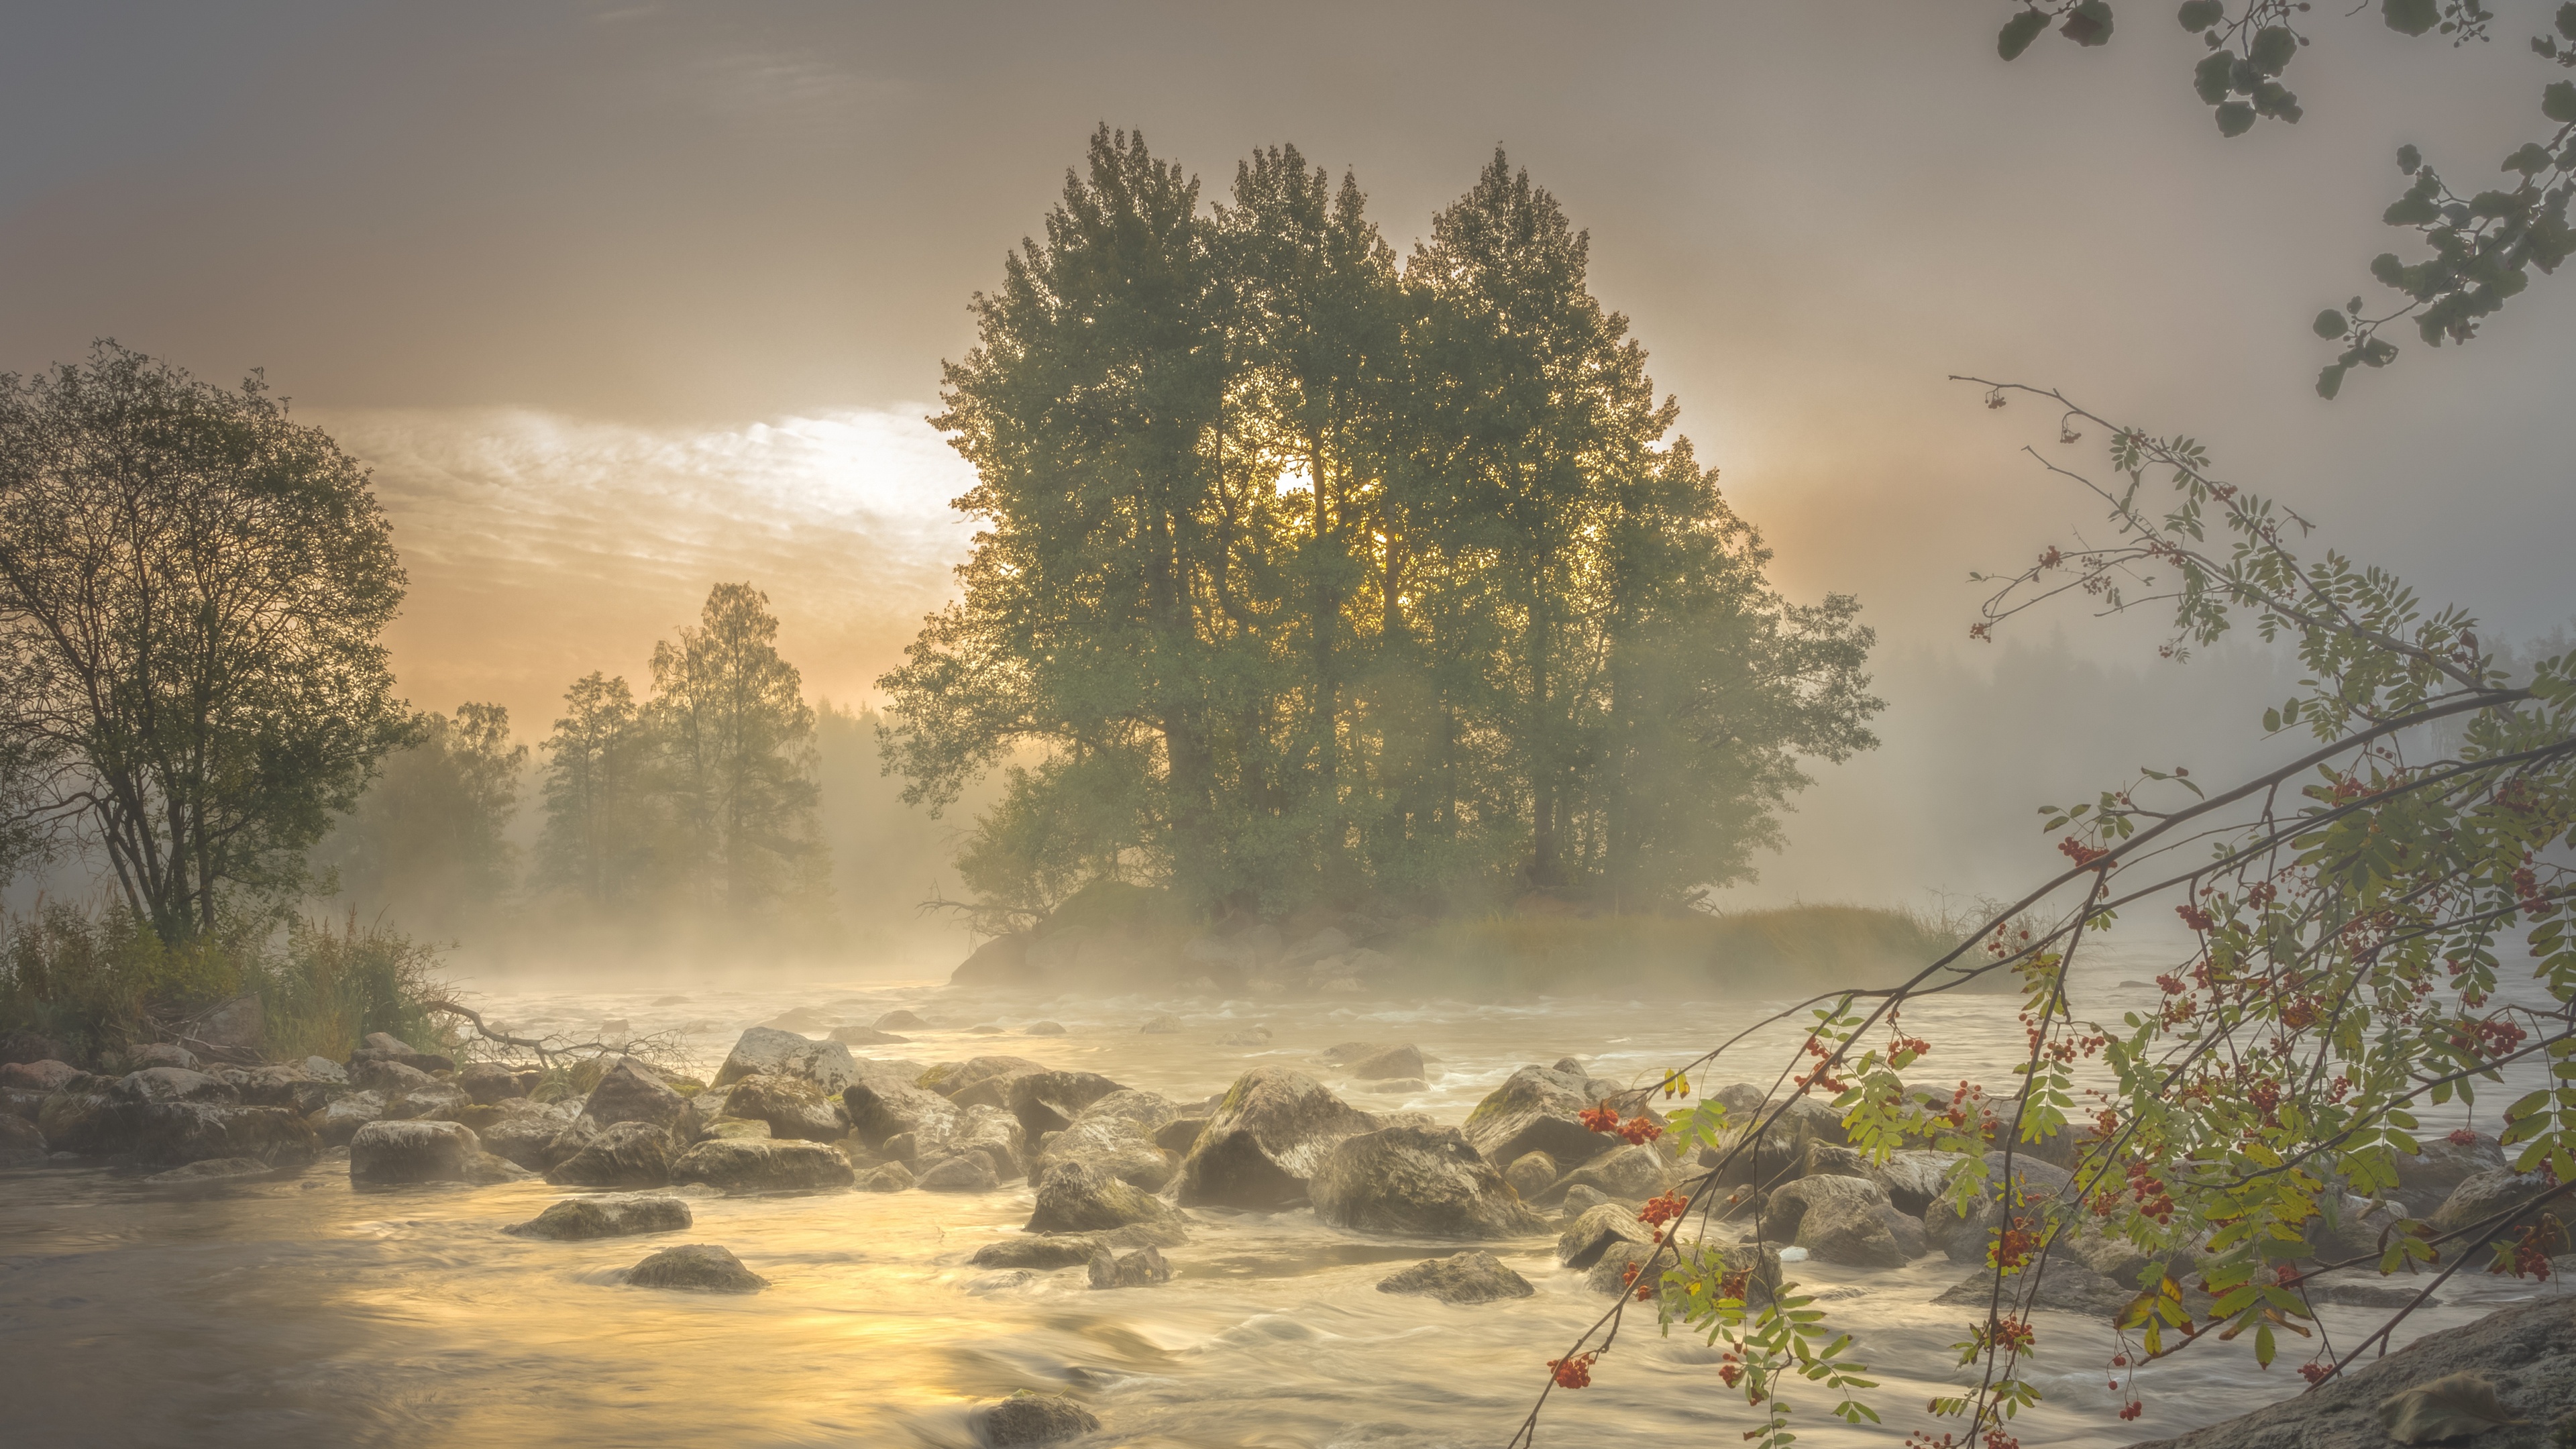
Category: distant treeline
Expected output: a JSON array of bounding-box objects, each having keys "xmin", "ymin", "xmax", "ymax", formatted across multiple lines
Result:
[
  {"xmin": 880, "ymin": 129, "xmax": 1881, "ymax": 927},
  {"xmin": 314, "ymin": 583, "xmax": 857, "ymax": 951}
]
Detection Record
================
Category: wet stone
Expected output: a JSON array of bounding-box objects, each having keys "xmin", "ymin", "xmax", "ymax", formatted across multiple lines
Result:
[
  {"xmin": 972, "ymin": 1391, "xmax": 1099, "ymax": 1447},
  {"xmin": 1086, "ymin": 1244, "xmax": 1171, "ymax": 1289},
  {"xmin": 506, "ymin": 1193, "xmax": 692, "ymax": 1240},
  {"xmin": 623, "ymin": 1242, "xmax": 767, "ymax": 1292},
  {"xmin": 1378, "ymin": 1249, "xmax": 1535, "ymax": 1305}
]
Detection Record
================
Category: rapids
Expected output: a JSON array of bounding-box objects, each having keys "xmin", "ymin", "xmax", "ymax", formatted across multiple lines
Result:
[{"xmin": 2, "ymin": 941, "xmax": 2557, "ymax": 1448}]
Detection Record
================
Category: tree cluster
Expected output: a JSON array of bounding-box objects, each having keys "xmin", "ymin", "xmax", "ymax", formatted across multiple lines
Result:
[
  {"xmin": 533, "ymin": 582, "xmax": 830, "ymax": 928},
  {"xmin": 881, "ymin": 129, "xmax": 1881, "ymax": 924}
]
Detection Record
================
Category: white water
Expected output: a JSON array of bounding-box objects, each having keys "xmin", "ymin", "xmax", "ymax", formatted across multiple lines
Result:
[{"xmin": 2, "ymin": 941, "xmax": 2559, "ymax": 1448}]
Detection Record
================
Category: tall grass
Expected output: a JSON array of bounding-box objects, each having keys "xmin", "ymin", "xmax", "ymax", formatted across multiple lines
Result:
[{"xmin": 0, "ymin": 904, "xmax": 448, "ymax": 1067}]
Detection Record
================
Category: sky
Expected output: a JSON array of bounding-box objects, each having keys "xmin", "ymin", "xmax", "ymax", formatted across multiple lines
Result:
[{"xmin": 4, "ymin": 1, "xmax": 2570, "ymax": 913}]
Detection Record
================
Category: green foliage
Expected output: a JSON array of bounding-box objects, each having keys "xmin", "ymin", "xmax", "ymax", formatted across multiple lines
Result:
[
  {"xmin": 1984, "ymin": 1, "xmax": 2576, "ymax": 393},
  {"xmin": 1519, "ymin": 388, "xmax": 2575, "ymax": 1445},
  {"xmin": 0, "ymin": 342, "xmax": 409, "ymax": 937},
  {"xmin": 535, "ymin": 584, "xmax": 830, "ymax": 932},
  {"xmin": 0, "ymin": 904, "xmax": 443, "ymax": 1065},
  {"xmin": 311, "ymin": 703, "xmax": 526, "ymax": 938},
  {"xmin": 881, "ymin": 130, "xmax": 1880, "ymax": 924}
]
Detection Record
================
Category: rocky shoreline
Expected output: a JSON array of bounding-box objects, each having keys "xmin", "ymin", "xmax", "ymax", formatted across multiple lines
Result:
[{"xmin": 2, "ymin": 1016, "xmax": 2564, "ymax": 1446}]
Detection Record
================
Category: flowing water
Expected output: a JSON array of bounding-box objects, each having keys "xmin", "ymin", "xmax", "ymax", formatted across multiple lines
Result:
[{"xmin": 3, "ymin": 940, "xmax": 2561, "ymax": 1448}]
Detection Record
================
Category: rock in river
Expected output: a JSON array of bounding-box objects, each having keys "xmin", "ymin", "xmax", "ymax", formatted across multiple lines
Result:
[
  {"xmin": 1026, "ymin": 1159, "xmax": 1189, "ymax": 1237},
  {"xmin": 350, "ymin": 1119, "xmax": 521, "ymax": 1186},
  {"xmin": 1087, "ymin": 1244, "xmax": 1171, "ymax": 1288},
  {"xmin": 971, "ymin": 1391, "xmax": 1099, "ymax": 1447},
  {"xmin": 507, "ymin": 1193, "xmax": 693, "ymax": 1240},
  {"xmin": 546, "ymin": 1120, "xmax": 680, "ymax": 1187},
  {"xmin": 623, "ymin": 1242, "xmax": 768, "ymax": 1292},
  {"xmin": 1175, "ymin": 1066, "xmax": 1377, "ymax": 1210},
  {"xmin": 1309, "ymin": 1124, "xmax": 1549, "ymax": 1239},
  {"xmin": 917, "ymin": 1153, "xmax": 1002, "ymax": 1192},
  {"xmin": 712, "ymin": 1027, "xmax": 858, "ymax": 1094},
  {"xmin": 669, "ymin": 1137, "xmax": 856, "ymax": 1193},
  {"xmin": 1557, "ymin": 1201, "xmax": 1655, "ymax": 1269},
  {"xmin": 1379, "ymin": 1250, "xmax": 1536, "ymax": 1305},
  {"xmin": 578, "ymin": 1060, "xmax": 688, "ymax": 1133},
  {"xmin": 1462, "ymin": 1063, "xmax": 1642, "ymax": 1172}
]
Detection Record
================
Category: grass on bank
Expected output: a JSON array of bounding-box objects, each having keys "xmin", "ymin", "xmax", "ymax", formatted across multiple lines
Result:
[{"xmin": 0, "ymin": 904, "xmax": 450, "ymax": 1067}]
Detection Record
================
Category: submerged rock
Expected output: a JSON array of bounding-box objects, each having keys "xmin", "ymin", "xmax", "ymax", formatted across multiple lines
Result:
[
  {"xmin": 506, "ymin": 1193, "xmax": 693, "ymax": 1240},
  {"xmin": 144, "ymin": 1155, "xmax": 274, "ymax": 1183},
  {"xmin": 1378, "ymin": 1250, "xmax": 1536, "ymax": 1305},
  {"xmin": 624, "ymin": 1242, "xmax": 767, "ymax": 1293},
  {"xmin": 1309, "ymin": 1124, "xmax": 1550, "ymax": 1239},
  {"xmin": 971, "ymin": 1236, "xmax": 1110, "ymax": 1270},
  {"xmin": 1086, "ymin": 1244, "xmax": 1171, "ymax": 1288},
  {"xmin": 971, "ymin": 1391, "xmax": 1099, "ymax": 1447},
  {"xmin": 669, "ymin": 1138, "xmax": 856, "ymax": 1193},
  {"xmin": 1175, "ymin": 1066, "xmax": 1377, "ymax": 1210}
]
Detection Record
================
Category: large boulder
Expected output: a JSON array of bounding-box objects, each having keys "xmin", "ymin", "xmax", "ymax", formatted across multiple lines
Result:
[
  {"xmin": 113, "ymin": 1067, "xmax": 237, "ymax": 1106},
  {"xmin": 1379, "ymin": 1250, "xmax": 1536, "ymax": 1304},
  {"xmin": 2389, "ymin": 1131, "xmax": 2510, "ymax": 1216},
  {"xmin": 843, "ymin": 1078, "xmax": 961, "ymax": 1151},
  {"xmin": 122, "ymin": 1102, "xmax": 317, "ymax": 1169},
  {"xmin": 624, "ymin": 1242, "xmax": 767, "ymax": 1292},
  {"xmin": 712, "ymin": 1028, "xmax": 858, "ymax": 1093},
  {"xmin": 669, "ymin": 1138, "xmax": 857, "ymax": 1193},
  {"xmin": 1004, "ymin": 1070, "xmax": 1129, "ymax": 1136},
  {"xmin": 1038, "ymin": 1102, "xmax": 1178, "ymax": 1192},
  {"xmin": 2127, "ymin": 1293, "xmax": 2576, "ymax": 1449},
  {"xmin": 917, "ymin": 1154, "xmax": 1002, "ymax": 1192},
  {"xmin": 545, "ymin": 1120, "xmax": 679, "ymax": 1187},
  {"xmin": 1776, "ymin": 1176, "xmax": 1924, "ymax": 1269},
  {"xmin": 952, "ymin": 932, "xmax": 1034, "ymax": 987},
  {"xmin": 2432, "ymin": 1169, "xmax": 2558, "ymax": 1246},
  {"xmin": 1536, "ymin": 1143, "xmax": 1672, "ymax": 1206},
  {"xmin": 1862, "ymin": 1149, "xmax": 1973, "ymax": 1217},
  {"xmin": 922, "ymin": 1055, "xmax": 1046, "ymax": 1101},
  {"xmin": 508, "ymin": 1193, "xmax": 693, "ymax": 1240},
  {"xmin": 1, "ymin": 1059, "xmax": 80, "ymax": 1092},
  {"xmin": 1462, "ymin": 1064, "xmax": 1639, "ymax": 1171},
  {"xmin": 316, "ymin": 1090, "xmax": 388, "ymax": 1147},
  {"xmin": 350, "ymin": 1120, "xmax": 504, "ymax": 1186},
  {"xmin": 1175, "ymin": 1067, "xmax": 1379, "ymax": 1210},
  {"xmin": 722, "ymin": 1073, "xmax": 846, "ymax": 1142},
  {"xmin": 477, "ymin": 1100, "xmax": 579, "ymax": 1169},
  {"xmin": 579, "ymin": 1061, "xmax": 687, "ymax": 1132},
  {"xmin": 458, "ymin": 1062, "xmax": 528, "ymax": 1105},
  {"xmin": 36, "ymin": 1086, "xmax": 119, "ymax": 1155},
  {"xmin": 1026, "ymin": 1159, "xmax": 1190, "ymax": 1237},
  {"xmin": 971, "ymin": 1391, "xmax": 1099, "ymax": 1447},
  {"xmin": 1558, "ymin": 1201, "xmax": 1656, "ymax": 1269},
  {"xmin": 1309, "ymin": 1124, "xmax": 1550, "ymax": 1239}
]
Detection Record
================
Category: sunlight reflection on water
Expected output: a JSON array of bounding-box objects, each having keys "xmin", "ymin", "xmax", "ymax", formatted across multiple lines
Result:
[{"xmin": 1, "ymin": 935, "xmax": 2559, "ymax": 1448}]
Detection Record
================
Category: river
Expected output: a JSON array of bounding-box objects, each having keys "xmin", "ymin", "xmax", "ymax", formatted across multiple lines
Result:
[{"xmin": 2, "ymin": 940, "xmax": 2559, "ymax": 1448}]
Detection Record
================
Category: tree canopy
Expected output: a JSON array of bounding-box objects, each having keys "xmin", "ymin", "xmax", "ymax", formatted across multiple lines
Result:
[
  {"xmin": 880, "ymin": 129, "xmax": 1881, "ymax": 924},
  {"xmin": 0, "ymin": 342, "xmax": 409, "ymax": 938}
]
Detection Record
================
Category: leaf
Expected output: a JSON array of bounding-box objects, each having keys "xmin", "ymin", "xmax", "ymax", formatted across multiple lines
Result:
[
  {"xmin": 2060, "ymin": 0, "xmax": 2114, "ymax": 46},
  {"xmin": 2546, "ymin": 80, "xmax": 2576, "ymax": 125},
  {"xmin": 1999, "ymin": 9, "xmax": 2049, "ymax": 59},
  {"xmin": 2376, "ymin": 1373, "xmax": 2528, "ymax": 1444},
  {"xmin": 2217, "ymin": 101, "xmax": 2257, "ymax": 137},
  {"xmin": 2248, "ymin": 25, "xmax": 2297, "ymax": 76},
  {"xmin": 2561, "ymin": 2, "xmax": 2576, "ymax": 42},
  {"xmin": 2177, "ymin": 0, "xmax": 2224, "ymax": 32},
  {"xmin": 2383, "ymin": 0, "xmax": 2439, "ymax": 37},
  {"xmin": 2398, "ymin": 144, "xmax": 2422, "ymax": 173},
  {"xmin": 2195, "ymin": 50, "xmax": 2236, "ymax": 103},
  {"xmin": 2312, "ymin": 309, "xmax": 2348, "ymax": 339}
]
